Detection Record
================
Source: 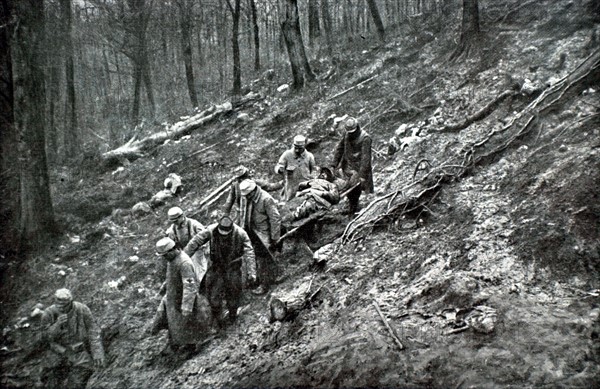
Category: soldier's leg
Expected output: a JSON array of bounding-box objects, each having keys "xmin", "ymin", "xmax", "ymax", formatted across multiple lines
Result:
[
  {"xmin": 206, "ymin": 270, "xmax": 225, "ymax": 328},
  {"xmin": 40, "ymin": 350, "xmax": 66, "ymax": 388},
  {"xmin": 65, "ymin": 366, "xmax": 93, "ymax": 389},
  {"xmin": 225, "ymin": 268, "xmax": 243, "ymax": 323},
  {"xmin": 347, "ymin": 185, "xmax": 362, "ymax": 214}
]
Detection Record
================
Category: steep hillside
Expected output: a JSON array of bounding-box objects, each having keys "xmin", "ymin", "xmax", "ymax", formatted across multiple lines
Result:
[{"xmin": 1, "ymin": 1, "xmax": 599, "ymax": 388}]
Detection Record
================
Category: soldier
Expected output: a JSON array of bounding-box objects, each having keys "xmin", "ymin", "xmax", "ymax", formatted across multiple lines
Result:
[
  {"xmin": 275, "ymin": 135, "xmax": 317, "ymax": 201},
  {"xmin": 39, "ymin": 288, "xmax": 105, "ymax": 388},
  {"xmin": 166, "ymin": 207, "xmax": 208, "ymax": 286},
  {"xmin": 184, "ymin": 216, "xmax": 256, "ymax": 328},
  {"xmin": 331, "ymin": 116, "xmax": 374, "ymax": 214},
  {"xmin": 150, "ymin": 237, "xmax": 211, "ymax": 355},
  {"xmin": 238, "ymin": 179, "xmax": 282, "ymax": 295}
]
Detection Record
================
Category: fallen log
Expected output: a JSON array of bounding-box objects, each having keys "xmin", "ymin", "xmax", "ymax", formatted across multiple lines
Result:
[
  {"xmin": 269, "ymin": 276, "xmax": 321, "ymax": 322},
  {"xmin": 342, "ymin": 50, "xmax": 600, "ymax": 243},
  {"xmin": 101, "ymin": 92, "xmax": 261, "ymax": 165}
]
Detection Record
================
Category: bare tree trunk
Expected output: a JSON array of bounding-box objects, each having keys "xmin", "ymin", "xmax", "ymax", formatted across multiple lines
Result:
[
  {"xmin": 47, "ymin": 64, "xmax": 60, "ymax": 163},
  {"xmin": 0, "ymin": 0, "xmax": 21, "ymax": 252},
  {"xmin": 250, "ymin": 0, "xmax": 260, "ymax": 71},
  {"xmin": 177, "ymin": 0, "xmax": 198, "ymax": 107},
  {"xmin": 449, "ymin": 0, "xmax": 480, "ymax": 61},
  {"xmin": 308, "ymin": 0, "xmax": 320, "ymax": 47},
  {"xmin": 281, "ymin": 0, "xmax": 315, "ymax": 89},
  {"xmin": 320, "ymin": 0, "xmax": 333, "ymax": 51},
  {"xmin": 14, "ymin": 0, "xmax": 57, "ymax": 249},
  {"xmin": 60, "ymin": 0, "xmax": 80, "ymax": 156},
  {"xmin": 228, "ymin": 0, "xmax": 242, "ymax": 96},
  {"xmin": 128, "ymin": 0, "xmax": 154, "ymax": 124},
  {"xmin": 366, "ymin": 0, "xmax": 386, "ymax": 43}
]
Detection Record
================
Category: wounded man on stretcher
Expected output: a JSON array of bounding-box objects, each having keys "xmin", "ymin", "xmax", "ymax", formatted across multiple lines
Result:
[{"xmin": 282, "ymin": 166, "xmax": 357, "ymax": 224}]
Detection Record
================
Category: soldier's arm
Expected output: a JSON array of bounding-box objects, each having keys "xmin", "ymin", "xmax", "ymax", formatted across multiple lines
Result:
[
  {"xmin": 190, "ymin": 219, "xmax": 205, "ymax": 236},
  {"xmin": 274, "ymin": 151, "xmax": 288, "ymax": 174},
  {"xmin": 359, "ymin": 136, "xmax": 373, "ymax": 185},
  {"xmin": 81, "ymin": 304, "xmax": 105, "ymax": 366},
  {"xmin": 332, "ymin": 136, "xmax": 345, "ymax": 168},
  {"xmin": 180, "ymin": 261, "xmax": 198, "ymax": 315},
  {"xmin": 166, "ymin": 225, "xmax": 176, "ymax": 242},
  {"xmin": 265, "ymin": 197, "xmax": 281, "ymax": 242},
  {"xmin": 222, "ymin": 184, "xmax": 236, "ymax": 214},
  {"xmin": 309, "ymin": 153, "xmax": 317, "ymax": 175},
  {"xmin": 240, "ymin": 229, "xmax": 256, "ymax": 281},
  {"xmin": 183, "ymin": 229, "xmax": 210, "ymax": 257}
]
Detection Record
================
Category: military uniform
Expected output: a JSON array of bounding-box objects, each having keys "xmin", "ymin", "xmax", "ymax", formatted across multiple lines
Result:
[
  {"xmin": 332, "ymin": 118, "xmax": 373, "ymax": 213},
  {"xmin": 238, "ymin": 181, "xmax": 281, "ymax": 293},
  {"xmin": 39, "ymin": 300, "xmax": 104, "ymax": 388},
  {"xmin": 275, "ymin": 137, "xmax": 316, "ymax": 201},
  {"xmin": 151, "ymin": 244, "xmax": 211, "ymax": 347},
  {"xmin": 167, "ymin": 215, "xmax": 208, "ymax": 284},
  {"xmin": 185, "ymin": 220, "xmax": 256, "ymax": 325}
]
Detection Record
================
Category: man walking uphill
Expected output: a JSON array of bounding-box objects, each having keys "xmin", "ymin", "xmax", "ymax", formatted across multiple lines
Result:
[
  {"xmin": 331, "ymin": 116, "xmax": 374, "ymax": 214},
  {"xmin": 184, "ymin": 216, "xmax": 256, "ymax": 328},
  {"xmin": 38, "ymin": 288, "xmax": 105, "ymax": 388},
  {"xmin": 150, "ymin": 237, "xmax": 211, "ymax": 355}
]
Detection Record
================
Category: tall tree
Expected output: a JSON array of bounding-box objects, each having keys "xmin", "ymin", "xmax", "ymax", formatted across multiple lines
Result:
[
  {"xmin": 127, "ymin": 0, "xmax": 154, "ymax": 124},
  {"xmin": 281, "ymin": 0, "xmax": 314, "ymax": 89},
  {"xmin": 226, "ymin": 0, "xmax": 242, "ymax": 96},
  {"xmin": 0, "ymin": 0, "xmax": 20, "ymax": 252},
  {"xmin": 366, "ymin": 0, "xmax": 385, "ymax": 42},
  {"xmin": 177, "ymin": 0, "xmax": 198, "ymax": 107},
  {"xmin": 14, "ymin": 0, "xmax": 57, "ymax": 249},
  {"xmin": 250, "ymin": 0, "xmax": 260, "ymax": 71},
  {"xmin": 307, "ymin": 0, "xmax": 320, "ymax": 47},
  {"xmin": 320, "ymin": 0, "xmax": 333, "ymax": 51},
  {"xmin": 450, "ymin": 0, "xmax": 480, "ymax": 61},
  {"xmin": 59, "ymin": 0, "xmax": 80, "ymax": 156}
]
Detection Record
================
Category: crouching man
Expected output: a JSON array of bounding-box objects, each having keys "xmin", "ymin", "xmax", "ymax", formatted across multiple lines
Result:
[
  {"xmin": 185, "ymin": 216, "xmax": 256, "ymax": 329},
  {"xmin": 39, "ymin": 288, "xmax": 105, "ymax": 388}
]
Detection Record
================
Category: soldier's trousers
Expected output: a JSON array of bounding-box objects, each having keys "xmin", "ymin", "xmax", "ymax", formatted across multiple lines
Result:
[
  {"xmin": 42, "ymin": 349, "xmax": 93, "ymax": 389},
  {"xmin": 206, "ymin": 266, "xmax": 242, "ymax": 322}
]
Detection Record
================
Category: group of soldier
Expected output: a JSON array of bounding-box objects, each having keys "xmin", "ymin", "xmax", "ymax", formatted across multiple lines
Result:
[{"xmin": 36, "ymin": 116, "xmax": 373, "ymax": 387}]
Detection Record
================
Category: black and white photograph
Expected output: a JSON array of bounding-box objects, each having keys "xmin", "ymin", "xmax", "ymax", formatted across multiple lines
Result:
[{"xmin": 1, "ymin": 0, "xmax": 599, "ymax": 387}]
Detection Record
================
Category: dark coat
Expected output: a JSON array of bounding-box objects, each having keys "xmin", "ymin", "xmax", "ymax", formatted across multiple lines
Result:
[{"xmin": 332, "ymin": 127, "xmax": 374, "ymax": 193}]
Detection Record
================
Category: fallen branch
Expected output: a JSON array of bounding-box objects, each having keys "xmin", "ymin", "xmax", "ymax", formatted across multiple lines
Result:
[
  {"xmin": 327, "ymin": 74, "xmax": 380, "ymax": 101},
  {"xmin": 494, "ymin": 0, "xmax": 541, "ymax": 24},
  {"xmin": 444, "ymin": 325, "xmax": 470, "ymax": 335},
  {"xmin": 189, "ymin": 176, "xmax": 237, "ymax": 219},
  {"xmin": 440, "ymin": 89, "xmax": 517, "ymax": 132},
  {"xmin": 372, "ymin": 300, "xmax": 404, "ymax": 350}
]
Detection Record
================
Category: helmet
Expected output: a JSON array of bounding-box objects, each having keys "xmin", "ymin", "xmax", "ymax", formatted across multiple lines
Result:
[
  {"xmin": 240, "ymin": 179, "xmax": 257, "ymax": 196},
  {"xmin": 167, "ymin": 207, "xmax": 184, "ymax": 221},
  {"xmin": 156, "ymin": 237, "xmax": 176, "ymax": 254}
]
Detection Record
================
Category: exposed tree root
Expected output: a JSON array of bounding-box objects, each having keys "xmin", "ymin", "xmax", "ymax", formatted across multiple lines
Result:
[
  {"xmin": 342, "ymin": 50, "xmax": 600, "ymax": 244},
  {"xmin": 440, "ymin": 89, "xmax": 518, "ymax": 132}
]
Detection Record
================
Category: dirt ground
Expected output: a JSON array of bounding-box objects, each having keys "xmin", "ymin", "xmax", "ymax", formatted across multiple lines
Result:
[{"xmin": 1, "ymin": 0, "xmax": 599, "ymax": 388}]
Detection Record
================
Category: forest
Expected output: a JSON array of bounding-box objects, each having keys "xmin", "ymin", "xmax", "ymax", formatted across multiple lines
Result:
[{"xmin": 1, "ymin": 0, "xmax": 599, "ymax": 388}]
